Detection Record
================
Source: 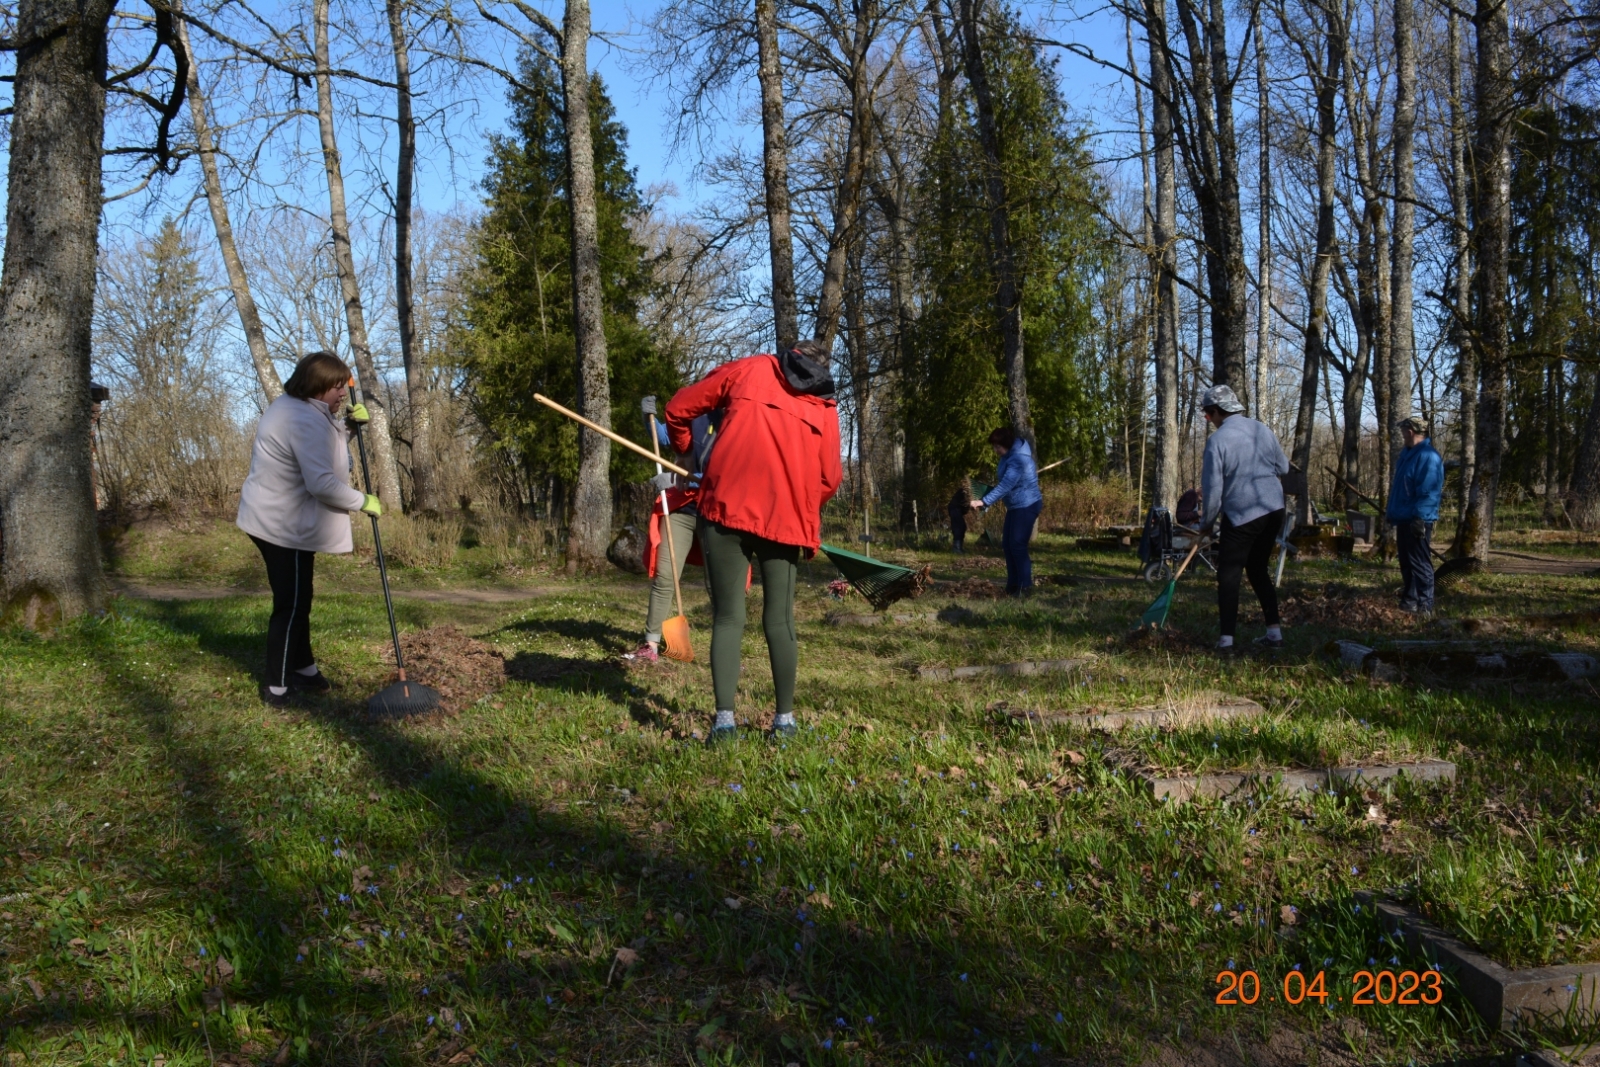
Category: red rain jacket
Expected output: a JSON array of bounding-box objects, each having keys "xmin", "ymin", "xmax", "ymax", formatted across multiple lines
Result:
[
  {"xmin": 665, "ymin": 354, "xmax": 842, "ymax": 550},
  {"xmin": 642, "ymin": 484, "xmax": 701, "ymax": 578}
]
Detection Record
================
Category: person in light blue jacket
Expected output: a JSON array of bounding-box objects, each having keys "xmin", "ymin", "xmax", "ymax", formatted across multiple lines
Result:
[
  {"xmin": 1386, "ymin": 414, "xmax": 1445, "ymax": 614},
  {"xmin": 969, "ymin": 427, "xmax": 1043, "ymax": 595}
]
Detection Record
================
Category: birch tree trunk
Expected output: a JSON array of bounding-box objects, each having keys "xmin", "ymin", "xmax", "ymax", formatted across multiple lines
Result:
[
  {"xmin": 560, "ymin": 0, "xmax": 613, "ymax": 570},
  {"xmin": 1148, "ymin": 0, "xmax": 1181, "ymax": 513},
  {"xmin": 0, "ymin": 0, "xmax": 117, "ymax": 626},
  {"xmin": 178, "ymin": 14, "xmax": 281, "ymax": 405},
  {"xmin": 1292, "ymin": 0, "xmax": 1343, "ymax": 527},
  {"xmin": 387, "ymin": 0, "xmax": 439, "ymax": 514},
  {"xmin": 959, "ymin": 0, "xmax": 1029, "ymax": 433},
  {"xmin": 1448, "ymin": 8, "xmax": 1476, "ymax": 522},
  {"xmin": 811, "ymin": 3, "xmax": 872, "ymax": 353},
  {"xmin": 313, "ymin": 0, "xmax": 403, "ymax": 508},
  {"xmin": 755, "ymin": 0, "xmax": 799, "ymax": 352},
  {"xmin": 1254, "ymin": 5, "xmax": 1272, "ymax": 425},
  {"xmin": 1389, "ymin": 0, "xmax": 1418, "ymax": 465},
  {"xmin": 1460, "ymin": 0, "xmax": 1512, "ymax": 562}
]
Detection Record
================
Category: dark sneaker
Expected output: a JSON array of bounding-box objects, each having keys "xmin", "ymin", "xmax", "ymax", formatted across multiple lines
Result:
[
  {"xmin": 289, "ymin": 669, "xmax": 332, "ymax": 692},
  {"xmin": 707, "ymin": 724, "xmax": 738, "ymax": 747},
  {"xmin": 261, "ymin": 687, "xmax": 292, "ymax": 708},
  {"xmin": 768, "ymin": 721, "xmax": 798, "ymax": 742},
  {"xmin": 1252, "ymin": 634, "xmax": 1284, "ymax": 650},
  {"xmin": 1214, "ymin": 642, "xmax": 1241, "ymax": 658}
]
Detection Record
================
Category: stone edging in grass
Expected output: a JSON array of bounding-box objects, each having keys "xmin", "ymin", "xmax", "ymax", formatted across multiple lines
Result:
[
  {"xmin": 1355, "ymin": 893, "xmax": 1600, "ymax": 1032},
  {"xmin": 1330, "ymin": 640, "xmax": 1600, "ymax": 683},
  {"xmin": 1107, "ymin": 755, "xmax": 1456, "ymax": 802},
  {"xmin": 1005, "ymin": 695, "xmax": 1264, "ymax": 732},
  {"xmin": 826, "ymin": 607, "xmax": 974, "ymax": 627},
  {"xmin": 916, "ymin": 657, "xmax": 1093, "ymax": 682}
]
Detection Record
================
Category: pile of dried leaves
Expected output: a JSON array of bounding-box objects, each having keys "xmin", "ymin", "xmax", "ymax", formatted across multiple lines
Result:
[
  {"xmin": 380, "ymin": 626, "xmax": 507, "ymax": 714},
  {"xmin": 936, "ymin": 577, "xmax": 1007, "ymax": 599},
  {"xmin": 1278, "ymin": 582, "xmax": 1417, "ymax": 631}
]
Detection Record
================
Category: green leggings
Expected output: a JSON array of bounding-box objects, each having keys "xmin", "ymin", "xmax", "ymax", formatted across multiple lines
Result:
[{"xmin": 698, "ymin": 518, "xmax": 799, "ymax": 716}]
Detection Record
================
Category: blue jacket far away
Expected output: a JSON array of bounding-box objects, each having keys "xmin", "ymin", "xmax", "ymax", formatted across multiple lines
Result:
[
  {"xmin": 1386, "ymin": 439, "xmax": 1445, "ymax": 523},
  {"xmin": 981, "ymin": 438, "xmax": 1043, "ymax": 510}
]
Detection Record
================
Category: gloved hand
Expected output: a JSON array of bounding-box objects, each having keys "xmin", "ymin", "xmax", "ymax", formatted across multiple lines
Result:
[
  {"xmin": 640, "ymin": 395, "xmax": 657, "ymax": 416},
  {"xmin": 360, "ymin": 494, "xmax": 382, "ymax": 517},
  {"xmin": 346, "ymin": 403, "xmax": 371, "ymax": 425},
  {"xmin": 650, "ymin": 471, "xmax": 676, "ymax": 494}
]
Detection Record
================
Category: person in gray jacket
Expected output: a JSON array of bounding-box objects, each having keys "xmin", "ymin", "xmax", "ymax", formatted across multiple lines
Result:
[
  {"xmin": 1198, "ymin": 385, "xmax": 1289, "ymax": 651},
  {"xmin": 237, "ymin": 351, "xmax": 381, "ymax": 706}
]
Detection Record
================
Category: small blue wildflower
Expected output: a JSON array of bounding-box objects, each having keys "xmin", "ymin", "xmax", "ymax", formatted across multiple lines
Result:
[
  {"xmin": 1055, "ymin": 1012, "xmax": 1064, "ymax": 1023},
  {"xmin": 427, "ymin": 1015, "xmax": 435, "ymax": 1026},
  {"xmin": 1213, "ymin": 903, "xmax": 1222, "ymax": 912},
  {"xmin": 866, "ymin": 1015, "xmax": 874, "ymax": 1024},
  {"xmin": 822, "ymin": 1039, "xmax": 833, "ymax": 1050},
  {"xmin": 199, "ymin": 947, "xmax": 207, "ymax": 957},
  {"xmin": 960, "ymin": 973, "xmax": 969, "ymax": 981}
]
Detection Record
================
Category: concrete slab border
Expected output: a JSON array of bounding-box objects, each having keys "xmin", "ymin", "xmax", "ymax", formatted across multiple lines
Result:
[
  {"xmin": 1107, "ymin": 756, "xmax": 1456, "ymax": 801},
  {"xmin": 1357, "ymin": 894, "xmax": 1600, "ymax": 1032},
  {"xmin": 1007, "ymin": 696, "xmax": 1264, "ymax": 732},
  {"xmin": 916, "ymin": 657, "xmax": 1093, "ymax": 682}
]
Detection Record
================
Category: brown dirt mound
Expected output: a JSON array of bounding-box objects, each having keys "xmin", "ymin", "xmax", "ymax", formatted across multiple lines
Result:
[
  {"xmin": 936, "ymin": 576, "xmax": 1006, "ymax": 599},
  {"xmin": 1124, "ymin": 625, "xmax": 1211, "ymax": 654},
  {"xmin": 1278, "ymin": 583, "xmax": 1416, "ymax": 631},
  {"xmin": 380, "ymin": 626, "xmax": 507, "ymax": 714}
]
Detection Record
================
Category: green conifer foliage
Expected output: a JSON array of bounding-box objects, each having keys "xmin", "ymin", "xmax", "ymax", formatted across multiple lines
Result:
[{"xmin": 462, "ymin": 56, "xmax": 677, "ymax": 508}]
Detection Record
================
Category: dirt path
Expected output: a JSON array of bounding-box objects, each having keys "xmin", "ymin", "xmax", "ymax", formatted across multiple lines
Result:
[
  {"xmin": 110, "ymin": 580, "xmax": 551, "ymax": 606},
  {"xmin": 1487, "ymin": 550, "xmax": 1600, "ymax": 576}
]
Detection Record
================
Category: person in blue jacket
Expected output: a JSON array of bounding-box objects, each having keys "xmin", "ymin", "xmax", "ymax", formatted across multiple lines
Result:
[
  {"xmin": 1386, "ymin": 414, "xmax": 1445, "ymax": 615},
  {"xmin": 970, "ymin": 427, "xmax": 1043, "ymax": 595}
]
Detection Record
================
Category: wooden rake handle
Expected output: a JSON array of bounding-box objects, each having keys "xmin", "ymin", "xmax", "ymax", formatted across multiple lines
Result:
[
  {"xmin": 534, "ymin": 393, "xmax": 690, "ymax": 477},
  {"xmin": 1170, "ymin": 535, "xmax": 1204, "ymax": 583},
  {"xmin": 647, "ymin": 412, "xmax": 687, "ymax": 617}
]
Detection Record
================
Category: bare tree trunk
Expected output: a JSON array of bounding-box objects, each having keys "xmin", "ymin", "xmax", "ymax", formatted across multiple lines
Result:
[
  {"xmin": 844, "ymin": 243, "xmax": 872, "ymax": 536},
  {"xmin": 313, "ymin": 0, "xmax": 402, "ymax": 509},
  {"xmin": 755, "ymin": 0, "xmax": 799, "ymax": 351},
  {"xmin": 812, "ymin": 3, "xmax": 873, "ymax": 354},
  {"xmin": 959, "ymin": 0, "xmax": 1029, "ymax": 433},
  {"xmin": 1569, "ymin": 374, "xmax": 1600, "ymax": 528},
  {"xmin": 178, "ymin": 14, "xmax": 281, "ymax": 405},
  {"xmin": 1148, "ymin": 0, "xmax": 1181, "ymax": 512},
  {"xmin": 1389, "ymin": 0, "xmax": 1417, "ymax": 466},
  {"xmin": 1293, "ymin": 0, "xmax": 1343, "ymax": 527},
  {"xmin": 560, "ymin": 0, "xmax": 613, "ymax": 570},
  {"xmin": 387, "ymin": 0, "xmax": 439, "ymax": 514},
  {"xmin": 1254, "ymin": 4, "xmax": 1272, "ymax": 424},
  {"xmin": 1449, "ymin": 8, "xmax": 1476, "ymax": 522},
  {"xmin": 1460, "ymin": 0, "xmax": 1512, "ymax": 562},
  {"xmin": 0, "ymin": 0, "xmax": 116, "ymax": 626}
]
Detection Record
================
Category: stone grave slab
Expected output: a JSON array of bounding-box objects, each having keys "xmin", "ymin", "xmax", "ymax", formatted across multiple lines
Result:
[
  {"xmin": 1005, "ymin": 694, "xmax": 1265, "ymax": 732},
  {"xmin": 1105, "ymin": 752, "xmax": 1456, "ymax": 802},
  {"xmin": 917, "ymin": 657, "xmax": 1093, "ymax": 683}
]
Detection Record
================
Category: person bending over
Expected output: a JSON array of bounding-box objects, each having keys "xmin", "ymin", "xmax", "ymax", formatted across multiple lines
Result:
[
  {"xmin": 970, "ymin": 427, "xmax": 1043, "ymax": 595},
  {"xmin": 1198, "ymin": 385, "xmax": 1289, "ymax": 652},
  {"xmin": 665, "ymin": 340, "xmax": 842, "ymax": 744},
  {"xmin": 236, "ymin": 351, "xmax": 382, "ymax": 706},
  {"xmin": 1386, "ymin": 414, "xmax": 1444, "ymax": 616}
]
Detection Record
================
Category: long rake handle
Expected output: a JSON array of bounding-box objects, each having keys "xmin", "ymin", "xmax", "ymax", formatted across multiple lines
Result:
[
  {"xmin": 1170, "ymin": 535, "xmax": 1204, "ymax": 584},
  {"xmin": 647, "ymin": 413, "xmax": 686, "ymax": 618},
  {"xmin": 535, "ymin": 393, "xmax": 689, "ymax": 476},
  {"xmin": 348, "ymin": 378, "xmax": 407, "ymax": 684}
]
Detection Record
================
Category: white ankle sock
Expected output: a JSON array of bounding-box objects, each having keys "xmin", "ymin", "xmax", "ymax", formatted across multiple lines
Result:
[
  {"xmin": 1217, "ymin": 635, "xmax": 1234, "ymax": 648},
  {"xmin": 295, "ymin": 663, "xmax": 320, "ymax": 676},
  {"xmin": 714, "ymin": 710, "xmax": 736, "ymax": 730},
  {"xmin": 773, "ymin": 712, "xmax": 795, "ymax": 728},
  {"xmin": 1266, "ymin": 625, "xmax": 1282, "ymax": 640},
  {"xmin": 268, "ymin": 685, "xmax": 288, "ymax": 696}
]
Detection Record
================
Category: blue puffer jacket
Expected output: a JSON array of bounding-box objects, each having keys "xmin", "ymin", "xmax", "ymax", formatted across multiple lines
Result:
[
  {"xmin": 1386, "ymin": 440, "xmax": 1445, "ymax": 523},
  {"xmin": 981, "ymin": 438, "xmax": 1043, "ymax": 510}
]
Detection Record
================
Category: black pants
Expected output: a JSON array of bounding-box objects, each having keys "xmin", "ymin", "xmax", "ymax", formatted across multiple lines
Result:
[
  {"xmin": 1396, "ymin": 519, "xmax": 1435, "ymax": 611},
  {"xmin": 1217, "ymin": 509, "xmax": 1283, "ymax": 638},
  {"xmin": 949, "ymin": 508, "xmax": 967, "ymax": 551},
  {"xmin": 250, "ymin": 535, "xmax": 316, "ymax": 687}
]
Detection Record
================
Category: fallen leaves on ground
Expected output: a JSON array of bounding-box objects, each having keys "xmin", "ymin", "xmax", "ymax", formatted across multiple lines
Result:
[{"xmin": 381, "ymin": 626, "xmax": 507, "ymax": 713}]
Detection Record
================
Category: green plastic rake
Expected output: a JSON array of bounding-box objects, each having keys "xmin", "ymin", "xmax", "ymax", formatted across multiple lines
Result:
[{"xmin": 820, "ymin": 543, "xmax": 933, "ymax": 612}]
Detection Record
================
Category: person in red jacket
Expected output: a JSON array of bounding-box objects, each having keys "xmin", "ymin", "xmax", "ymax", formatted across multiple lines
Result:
[{"xmin": 665, "ymin": 340, "xmax": 843, "ymax": 743}]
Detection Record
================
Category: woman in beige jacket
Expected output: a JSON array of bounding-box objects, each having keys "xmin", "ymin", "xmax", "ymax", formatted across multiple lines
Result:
[{"xmin": 237, "ymin": 352, "xmax": 381, "ymax": 706}]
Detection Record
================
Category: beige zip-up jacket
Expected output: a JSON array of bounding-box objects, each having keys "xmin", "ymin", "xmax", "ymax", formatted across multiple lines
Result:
[{"xmin": 237, "ymin": 394, "xmax": 367, "ymax": 553}]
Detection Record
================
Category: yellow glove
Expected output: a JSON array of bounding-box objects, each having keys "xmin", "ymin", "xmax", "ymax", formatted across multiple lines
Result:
[
  {"xmin": 347, "ymin": 403, "xmax": 371, "ymax": 425},
  {"xmin": 360, "ymin": 494, "xmax": 382, "ymax": 517}
]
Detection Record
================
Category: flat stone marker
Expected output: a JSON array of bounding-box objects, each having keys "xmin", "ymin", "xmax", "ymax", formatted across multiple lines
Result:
[
  {"xmin": 1331, "ymin": 640, "xmax": 1599, "ymax": 682},
  {"xmin": 1360, "ymin": 894, "xmax": 1600, "ymax": 1031},
  {"xmin": 917, "ymin": 657, "xmax": 1093, "ymax": 682},
  {"xmin": 1106, "ymin": 753, "xmax": 1456, "ymax": 802},
  {"xmin": 1006, "ymin": 695, "xmax": 1265, "ymax": 732},
  {"xmin": 827, "ymin": 607, "xmax": 973, "ymax": 627}
]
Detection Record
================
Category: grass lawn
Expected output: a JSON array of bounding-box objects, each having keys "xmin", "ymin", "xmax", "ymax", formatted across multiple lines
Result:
[{"xmin": 3, "ymin": 517, "xmax": 1599, "ymax": 1064}]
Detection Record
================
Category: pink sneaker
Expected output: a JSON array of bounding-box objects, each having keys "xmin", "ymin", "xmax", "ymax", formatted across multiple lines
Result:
[{"xmin": 624, "ymin": 644, "xmax": 660, "ymax": 663}]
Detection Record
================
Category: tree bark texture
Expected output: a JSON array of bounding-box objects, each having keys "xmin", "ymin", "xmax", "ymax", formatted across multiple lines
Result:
[
  {"xmin": 387, "ymin": 0, "xmax": 438, "ymax": 514},
  {"xmin": 755, "ymin": 0, "xmax": 799, "ymax": 352},
  {"xmin": 0, "ymin": 0, "xmax": 117, "ymax": 626},
  {"xmin": 1254, "ymin": 4, "xmax": 1272, "ymax": 424},
  {"xmin": 1460, "ymin": 0, "xmax": 1511, "ymax": 562},
  {"xmin": 560, "ymin": 0, "xmax": 614, "ymax": 571},
  {"xmin": 959, "ymin": 0, "xmax": 1029, "ymax": 434},
  {"xmin": 178, "ymin": 14, "xmax": 281, "ymax": 406},
  {"xmin": 1292, "ymin": 0, "xmax": 1343, "ymax": 527},
  {"xmin": 1147, "ymin": 0, "xmax": 1181, "ymax": 512},
  {"xmin": 313, "ymin": 0, "xmax": 403, "ymax": 508},
  {"xmin": 811, "ymin": 2, "xmax": 873, "ymax": 355},
  {"xmin": 1172, "ymin": 0, "xmax": 1250, "ymax": 396},
  {"xmin": 1448, "ymin": 8, "xmax": 1476, "ymax": 521},
  {"xmin": 1389, "ymin": 0, "xmax": 1417, "ymax": 466}
]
